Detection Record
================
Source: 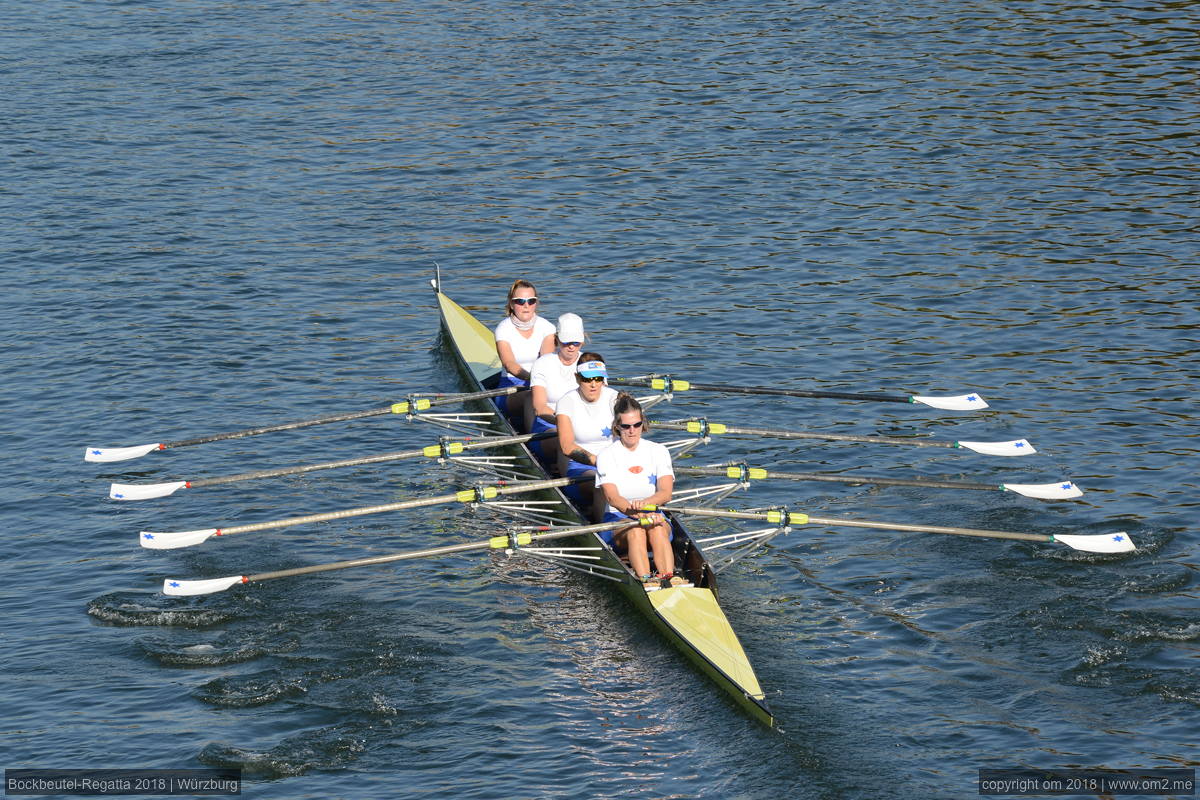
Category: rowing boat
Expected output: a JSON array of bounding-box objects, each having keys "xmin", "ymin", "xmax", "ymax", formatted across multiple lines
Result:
[{"xmin": 432, "ymin": 270, "xmax": 775, "ymax": 726}]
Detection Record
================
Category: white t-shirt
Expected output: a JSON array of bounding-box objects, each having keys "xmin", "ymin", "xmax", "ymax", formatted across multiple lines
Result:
[
  {"xmin": 595, "ymin": 438, "xmax": 674, "ymax": 513},
  {"xmin": 494, "ymin": 316, "xmax": 555, "ymax": 379},
  {"xmin": 555, "ymin": 386, "xmax": 619, "ymax": 456},
  {"xmin": 529, "ymin": 351, "xmax": 581, "ymax": 409}
]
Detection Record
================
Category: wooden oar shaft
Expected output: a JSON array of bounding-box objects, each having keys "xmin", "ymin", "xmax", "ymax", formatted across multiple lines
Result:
[
  {"xmin": 663, "ymin": 505, "xmax": 1052, "ymax": 544},
  {"xmin": 189, "ymin": 433, "xmax": 549, "ymax": 489},
  {"xmin": 243, "ymin": 521, "xmax": 622, "ymax": 583},
  {"xmin": 675, "ymin": 465, "xmax": 998, "ymax": 492},
  {"xmin": 617, "ymin": 376, "xmax": 909, "ymax": 404},
  {"xmin": 190, "ymin": 445, "xmax": 428, "ymax": 487},
  {"xmin": 220, "ymin": 476, "xmax": 579, "ymax": 536},
  {"xmin": 653, "ymin": 419, "xmax": 955, "ymax": 449},
  {"xmin": 804, "ymin": 515, "xmax": 1051, "ymax": 544},
  {"xmin": 161, "ymin": 387, "xmax": 517, "ymax": 450}
]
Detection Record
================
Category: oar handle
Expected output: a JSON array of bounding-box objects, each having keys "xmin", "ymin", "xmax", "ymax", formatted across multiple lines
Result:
[
  {"xmin": 614, "ymin": 376, "xmax": 910, "ymax": 403},
  {"xmin": 190, "ymin": 445, "xmax": 429, "ymax": 487},
  {"xmin": 164, "ymin": 405, "xmax": 393, "ymax": 448},
  {"xmin": 215, "ymin": 476, "xmax": 584, "ymax": 536},
  {"xmin": 653, "ymin": 419, "xmax": 956, "ymax": 449},
  {"xmin": 160, "ymin": 387, "xmax": 518, "ymax": 450},
  {"xmin": 616, "ymin": 375, "xmax": 988, "ymax": 410},
  {"xmin": 675, "ymin": 465, "xmax": 997, "ymax": 492},
  {"xmin": 188, "ymin": 432, "xmax": 552, "ymax": 489},
  {"xmin": 663, "ymin": 504, "xmax": 1053, "ymax": 545},
  {"xmin": 204, "ymin": 521, "xmax": 628, "ymax": 591},
  {"xmin": 802, "ymin": 514, "xmax": 1052, "ymax": 544}
]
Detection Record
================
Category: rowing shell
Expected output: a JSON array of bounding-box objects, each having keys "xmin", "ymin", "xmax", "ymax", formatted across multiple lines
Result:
[{"xmin": 433, "ymin": 273, "xmax": 774, "ymax": 727}]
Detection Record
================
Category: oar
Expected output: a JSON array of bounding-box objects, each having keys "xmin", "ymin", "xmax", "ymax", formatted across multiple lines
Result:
[
  {"xmin": 110, "ymin": 432, "xmax": 552, "ymax": 500},
  {"xmin": 139, "ymin": 475, "xmax": 585, "ymax": 550},
  {"xmin": 615, "ymin": 375, "xmax": 988, "ymax": 411},
  {"xmin": 660, "ymin": 505, "xmax": 1135, "ymax": 553},
  {"xmin": 653, "ymin": 418, "xmax": 1035, "ymax": 456},
  {"xmin": 162, "ymin": 520, "xmax": 624, "ymax": 596},
  {"xmin": 84, "ymin": 386, "xmax": 518, "ymax": 463},
  {"xmin": 675, "ymin": 464, "xmax": 1083, "ymax": 500}
]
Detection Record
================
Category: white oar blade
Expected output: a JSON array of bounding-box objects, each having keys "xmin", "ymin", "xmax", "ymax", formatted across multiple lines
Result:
[
  {"xmin": 912, "ymin": 393, "xmax": 989, "ymax": 411},
  {"xmin": 1003, "ymin": 481, "xmax": 1083, "ymax": 500},
  {"xmin": 958, "ymin": 439, "xmax": 1036, "ymax": 457},
  {"xmin": 139, "ymin": 528, "xmax": 218, "ymax": 550},
  {"xmin": 1055, "ymin": 532, "xmax": 1135, "ymax": 553},
  {"xmin": 84, "ymin": 443, "xmax": 162, "ymax": 463},
  {"xmin": 162, "ymin": 575, "xmax": 245, "ymax": 596},
  {"xmin": 110, "ymin": 481, "xmax": 187, "ymax": 501}
]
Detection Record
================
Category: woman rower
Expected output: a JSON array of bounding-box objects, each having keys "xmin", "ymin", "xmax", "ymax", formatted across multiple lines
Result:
[
  {"xmin": 595, "ymin": 393, "xmax": 684, "ymax": 587},
  {"xmin": 493, "ymin": 280, "xmax": 556, "ymax": 422},
  {"xmin": 554, "ymin": 353, "xmax": 618, "ymax": 520},
  {"xmin": 527, "ymin": 313, "xmax": 587, "ymax": 462}
]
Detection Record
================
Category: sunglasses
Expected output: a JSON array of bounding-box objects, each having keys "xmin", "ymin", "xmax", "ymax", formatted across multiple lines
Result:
[
  {"xmin": 578, "ymin": 375, "xmax": 605, "ymax": 384},
  {"xmin": 617, "ymin": 420, "xmax": 644, "ymax": 430},
  {"xmin": 511, "ymin": 297, "xmax": 538, "ymax": 306},
  {"xmin": 561, "ymin": 341, "xmax": 582, "ymax": 348}
]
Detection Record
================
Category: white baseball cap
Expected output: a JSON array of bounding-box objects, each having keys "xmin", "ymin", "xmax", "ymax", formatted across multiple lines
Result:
[{"xmin": 557, "ymin": 313, "xmax": 585, "ymax": 343}]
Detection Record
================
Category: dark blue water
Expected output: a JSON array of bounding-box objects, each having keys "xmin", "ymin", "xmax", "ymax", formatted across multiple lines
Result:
[{"xmin": 3, "ymin": 1, "xmax": 1196, "ymax": 797}]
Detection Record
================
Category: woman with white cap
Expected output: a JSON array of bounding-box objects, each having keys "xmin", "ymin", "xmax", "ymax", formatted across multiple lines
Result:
[
  {"xmin": 555, "ymin": 352, "xmax": 619, "ymax": 519},
  {"xmin": 526, "ymin": 313, "xmax": 587, "ymax": 464},
  {"xmin": 493, "ymin": 279, "xmax": 556, "ymax": 422}
]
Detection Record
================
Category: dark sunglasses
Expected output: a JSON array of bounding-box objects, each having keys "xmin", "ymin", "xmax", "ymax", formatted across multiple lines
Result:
[
  {"xmin": 617, "ymin": 421, "xmax": 644, "ymax": 430},
  {"xmin": 578, "ymin": 375, "xmax": 605, "ymax": 384},
  {"xmin": 511, "ymin": 297, "xmax": 538, "ymax": 306}
]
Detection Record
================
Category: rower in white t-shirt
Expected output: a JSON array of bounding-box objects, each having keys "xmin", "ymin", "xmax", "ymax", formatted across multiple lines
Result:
[
  {"xmin": 527, "ymin": 313, "xmax": 586, "ymax": 464},
  {"xmin": 595, "ymin": 393, "xmax": 685, "ymax": 588},
  {"xmin": 555, "ymin": 355, "xmax": 618, "ymax": 519},
  {"xmin": 492, "ymin": 280, "xmax": 556, "ymax": 421}
]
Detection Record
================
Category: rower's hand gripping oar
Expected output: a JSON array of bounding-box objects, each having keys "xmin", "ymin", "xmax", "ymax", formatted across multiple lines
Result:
[
  {"xmin": 676, "ymin": 464, "xmax": 1084, "ymax": 500},
  {"xmin": 659, "ymin": 505, "xmax": 1136, "ymax": 554},
  {"xmin": 139, "ymin": 475, "xmax": 587, "ymax": 549},
  {"xmin": 615, "ymin": 375, "xmax": 989, "ymax": 411},
  {"xmin": 109, "ymin": 432, "xmax": 553, "ymax": 500},
  {"xmin": 654, "ymin": 418, "xmax": 1037, "ymax": 456},
  {"xmin": 84, "ymin": 386, "xmax": 519, "ymax": 463},
  {"xmin": 161, "ymin": 519, "xmax": 634, "ymax": 596}
]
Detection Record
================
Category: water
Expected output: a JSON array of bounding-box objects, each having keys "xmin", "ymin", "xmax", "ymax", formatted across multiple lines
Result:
[{"xmin": 2, "ymin": 1, "xmax": 1196, "ymax": 797}]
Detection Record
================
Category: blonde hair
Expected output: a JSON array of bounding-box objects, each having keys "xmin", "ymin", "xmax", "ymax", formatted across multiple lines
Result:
[{"xmin": 506, "ymin": 279, "xmax": 538, "ymax": 316}]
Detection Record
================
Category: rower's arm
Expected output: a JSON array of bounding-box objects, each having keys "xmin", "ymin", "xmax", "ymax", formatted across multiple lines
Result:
[
  {"xmin": 556, "ymin": 414, "xmax": 593, "ymax": 465},
  {"xmin": 600, "ymin": 481, "xmax": 633, "ymax": 515},
  {"xmin": 531, "ymin": 385, "xmax": 554, "ymax": 421},
  {"xmin": 495, "ymin": 340, "xmax": 527, "ymax": 381},
  {"xmin": 641, "ymin": 475, "xmax": 674, "ymax": 509}
]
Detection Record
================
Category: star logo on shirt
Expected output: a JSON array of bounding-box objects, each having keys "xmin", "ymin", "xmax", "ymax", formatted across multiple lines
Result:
[{"xmin": 601, "ymin": 426, "xmax": 611, "ymax": 437}]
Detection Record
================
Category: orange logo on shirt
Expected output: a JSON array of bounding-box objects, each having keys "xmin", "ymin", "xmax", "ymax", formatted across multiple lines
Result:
[{"xmin": 629, "ymin": 466, "xmax": 643, "ymax": 474}]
